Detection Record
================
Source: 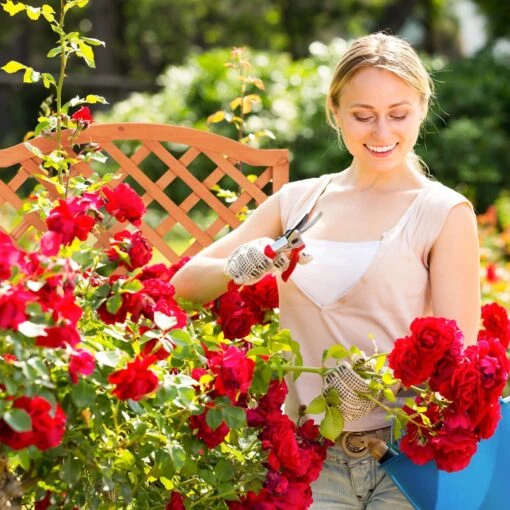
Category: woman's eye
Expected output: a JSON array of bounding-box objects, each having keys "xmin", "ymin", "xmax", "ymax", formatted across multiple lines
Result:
[
  {"xmin": 354, "ymin": 116, "xmax": 373, "ymax": 122},
  {"xmin": 391, "ymin": 115, "xmax": 407, "ymax": 120}
]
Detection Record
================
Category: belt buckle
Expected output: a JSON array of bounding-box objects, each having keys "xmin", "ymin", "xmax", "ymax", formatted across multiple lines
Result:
[{"xmin": 340, "ymin": 431, "xmax": 369, "ymax": 458}]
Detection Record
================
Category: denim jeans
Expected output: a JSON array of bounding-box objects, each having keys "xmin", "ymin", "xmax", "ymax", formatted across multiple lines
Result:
[{"xmin": 310, "ymin": 445, "xmax": 414, "ymax": 509}]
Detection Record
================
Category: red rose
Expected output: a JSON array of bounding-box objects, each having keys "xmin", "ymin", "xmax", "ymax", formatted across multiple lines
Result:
[
  {"xmin": 108, "ymin": 357, "xmax": 159, "ymax": 400},
  {"xmin": 262, "ymin": 410, "xmax": 301, "ymax": 472},
  {"xmin": 431, "ymin": 429, "xmax": 478, "ymax": 472},
  {"xmin": 71, "ymin": 106, "xmax": 94, "ymax": 124},
  {"xmin": 429, "ymin": 338, "xmax": 463, "ymax": 397},
  {"xmin": 388, "ymin": 337, "xmax": 434, "ymax": 387},
  {"xmin": 103, "ymin": 183, "xmax": 146, "ymax": 226},
  {"xmin": 0, "ymin": 287, "xmax": 31, "ymax": 330},
  {"xmin": 107, "ymin": 230, "xmax": 153, "ymax": 271},
  {"xmin": 36, "ymin": 324, "xmax": 81, "ymax": 349},
  {"xmin": 166, "ymin": 491, "xmax": 185, "ymax": 510},
  {"xmin": 486, "ymin": 263, "xmax": 499, "ymax": 283},
  {"xmin": 0, "ymin": 232, "xmax": 23, "ymax": 280},
  {"xmin": 265, "ymin": 470, "xmax": 289, "ymax": 496},
  {"xmin": 476, "ymin": 402, "xmax": 501, "ymax": 439},
  {"xmin": 480, "ymin": 302, "xmax": 510, "ymax": 348},
  {"xmin": 154, "ymin": 298, "xmax": 188, "ymax": 330},
  {"xmin": 409, "ymin": 317, "xmax": 462, "ymax": 363},
  {"xmin": 218, "ymin": 306, "xmax": 257, "ymax": 340},
  {"xmin": 0, "ymin": 396, "xmax": 66, "ymax": 451},
  {"xmin": 35, "ymin": 491, "xmax": 52, "ymax": 510},
  {"xmin": 240, "ymin": 274, "xmax": 279, "ymax": 322},
  {"xmin": 69, "ymin": 349, "xmax": 95, "ymax": 384},
  {"xmin": 188, "ymin": 407, "xmax": 229, "ymax": 449},
  {"xmin": 46, "ymin": 197, "xmax": 96, "ymax": 245},
  {"xmin": 448, "ymin": 360, "xmax": 482, "ymax": 414},
  {"xmin": 259, "ymin": 379, "xmax": 288, "ymax": 411},
  {"xmin": 207, "ymin": 345, "xmax": 255, "ymax": 401}
]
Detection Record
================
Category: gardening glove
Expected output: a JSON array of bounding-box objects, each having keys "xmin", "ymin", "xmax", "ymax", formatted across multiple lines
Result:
[
  {"xmin": 224, "ymin": 237, "xmax": 297, "ymax": 286},
  {"xmin": 323, "ymin": 361, "xmax": 386, "ymax": 422}
]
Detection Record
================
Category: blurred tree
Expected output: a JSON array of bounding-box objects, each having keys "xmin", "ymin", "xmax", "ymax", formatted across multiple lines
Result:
[{"xmin": 472, "ymin": 0, "xmax": 510, "ymax": 38}]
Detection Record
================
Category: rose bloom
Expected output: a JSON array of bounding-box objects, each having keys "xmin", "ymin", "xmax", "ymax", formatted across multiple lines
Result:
[
  {"xmin": 218, "ymin": 305, "xmax": 257, "ymax": 340},
  {"xmin": 102, "ymin": 183, "xmax": 146, "ymax": 226},
  {"xmin": 207, "ymin": 345, "xmax": 255, "ymax": 401},
  {"xmin": 431, "ymin": 429, "xmax": 478, "ymax": 472},
  {"xmin": 388, "ymin": 337, "xmax": 434, "ymax": 387},
  {"xmin": 166, "ymin": 491, "xmax": 185, "ymax": 510},
  {"xmin": 188, "ymin": 407, "xmax": 230, "ymax": 449},
  {"xmin": 69, "ymin": 349, "xmax": 96, "ymax": 384},
  {"xmin": 36, "ymin": 324, "xmax": 81, "ymax": 349},
  {"xmin": 107, "ymin": 229, "xmax": 153, "ymax": 271},
  {"xmin": 108, "ymin": 356, "xmax": 159, "ymax": 400},
  {"xmin": 409, "ymin": 317, "xmax": 461, "ymax": 364},
  {"xmin": 0, "ymin": 396, "xmax": 66, "ymax": 450},
  {"xmin": 0, "ymin": 232, "xmax": 24, "ymax": 280},
  {"xmin": 480, "ymin": 302, "xmax": 510, "ymax": 348},
  {"xmin": 71, "ymin": 105, "xmax": 94, "ymax": 124},
  {"xmin": 0, "ymin": 286, "xmax": 32, "ymax": 330},
  {"xmin": 46, "ymin": 197, "xmax": 96, "ymax": 245}
]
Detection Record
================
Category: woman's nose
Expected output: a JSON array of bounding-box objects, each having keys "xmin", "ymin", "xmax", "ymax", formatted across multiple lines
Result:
[{"xmin": 373, "ymin": 119, "xmax": 391, "ymax": 139}]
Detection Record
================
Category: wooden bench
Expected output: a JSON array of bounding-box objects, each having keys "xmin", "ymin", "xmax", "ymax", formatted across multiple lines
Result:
[{"xmin": 0, "ymin": 123, "xmax": 289, "ymax": 262}]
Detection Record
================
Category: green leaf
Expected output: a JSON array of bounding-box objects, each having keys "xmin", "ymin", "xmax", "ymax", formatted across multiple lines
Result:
[
  {"xmin": 71, "ymin": 380, "xmax": 95, "ymax": 408},
  {"xmin": 81, "ymin": 37, "xmax": 105, "ymax": 47},
  {"xmin": 60, "ymin": 456, "xmax": 82, "ymax": 484},
  {"xmin": 23, "ymin": 67, "xmax": 40, "ymax": 83},
  {"xmin": 41, "ymin": 72, "xmax": 56, "ymax": 89},
  {"xmin": 106, "ymin": 294, "xmax": 122, "ymax": 314},
  {"xmin": 322, "ymin": 344, "xmax": 349, "ymax": 362},
  {"xmin": 85, "ymin": 93, "xmax": 107, "ymax": 104},
  {"xmin": 1, "ymin": 60, "xmax": 26, "ymax": 73},
  {"xmin": 114, "ymin": 449, "xmax": 135, "ymax": 470},
  {"xmin": 95, "ymin": 350, "xmax": 123, "ymax": 368},
  {"xmin": 25, "ymin": 6, "xmax": 41, "ymax": 20},
  {"xmin": 77, "ymin": 40, "xmax": 95, "ymax": 68},
  {"xmin": 205, "ymin": 407, "xmax": 224, "ymax": 431},
  {"xmin": 222, "ymin": 406, "xmax": 246, "ymax": 429},
  {"xmin": 305, "ymin": 395, "xmax": 327, "ymax": 414},
  {"xmin": 215, "ymin": 458, "xmax": 235, "ymax": 482},
  {"xmin": 383, "ymin": 388, "xmax": 396, "ymax": 402},
  {"xmin": 2, "ymin": 1, "xmax": 25, "ymax": 16},
  {"xmin": 324, "ymin": 387, "xmax": 341, "ymax": 406},
  {"xmin": 41, "ymin": 4, "xmax": 55, "ymax": 22},
  {"xmin": 121, "ymin": 279, "xmax": 143, "ymax": 293},
  {"xmin": 375, "ymin": 354, "xmax": 387, "ymax": 373},
  {"xmin": 168, "ymin": 443, "xmax": 186, "ymax": 472},
  {"xmin": 207, "ymin": 110, "xmax": 226, "ymax": 124},
  {"xmin": 47, "ymin": 47, "xmax": 62, "ymax": 58},
  {"xmin": 382, "ymin": 372, "xmax": 396, "ymax": 385},
  {"xmin": 3, "ymin": 408, "xmax": 32, "ymax": 432},
  {"xmin": 319, "ymin": 406, "xmax": 344, "ymax": 441}
]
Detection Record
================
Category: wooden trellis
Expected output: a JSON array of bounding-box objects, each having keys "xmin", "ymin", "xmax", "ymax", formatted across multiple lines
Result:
[{"xmin": 0, "ymin": 123, "xmax": 289, "ymax": 263}]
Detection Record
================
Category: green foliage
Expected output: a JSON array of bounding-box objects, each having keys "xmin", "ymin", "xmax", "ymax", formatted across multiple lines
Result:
[{"xmin": 99, "ymin": 39, "xmax": 510, "ymax": 212}]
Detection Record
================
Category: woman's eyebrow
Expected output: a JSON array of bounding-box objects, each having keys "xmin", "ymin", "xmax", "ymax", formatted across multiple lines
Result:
[{"xmin": 349, "ymin": 101, "xmax": 412, "ymax": 109}]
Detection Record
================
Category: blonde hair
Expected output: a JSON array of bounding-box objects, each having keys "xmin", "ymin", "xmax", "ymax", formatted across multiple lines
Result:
[{"xmin": 326, "ymin": 32, "xmax": 434, "ymax": 174}]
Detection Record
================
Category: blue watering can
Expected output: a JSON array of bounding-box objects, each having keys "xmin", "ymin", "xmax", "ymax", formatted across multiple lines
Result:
[{"xmin": 381, "ymin": 397, "xmax": 510, "ymax": 510}]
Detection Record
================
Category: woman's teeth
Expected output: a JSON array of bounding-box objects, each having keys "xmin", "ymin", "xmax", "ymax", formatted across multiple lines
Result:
[{"xmin": 365, "ymin": 143, "xmax": 397, "ymax": 153}]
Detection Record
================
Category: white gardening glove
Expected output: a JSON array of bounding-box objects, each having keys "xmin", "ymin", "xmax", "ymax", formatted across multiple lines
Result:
[
  {"xmin": 323, "ymin": 361, "xmax": 385, "ymax": 422},
  {"xmin": 224, "ymin": 237, "xmax": 290, "ymax": 286}
]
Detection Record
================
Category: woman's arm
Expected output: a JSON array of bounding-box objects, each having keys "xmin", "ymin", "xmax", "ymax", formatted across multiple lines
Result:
[
  {"xmin": 171, "ymin": 192, "xmax": 283, "ymax": 304},
  {"xmin": 429, "ymin": 202, "xmax": 481, "ymax": 345}
]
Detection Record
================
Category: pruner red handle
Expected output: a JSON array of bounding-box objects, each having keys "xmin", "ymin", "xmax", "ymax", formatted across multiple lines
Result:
[{"xmin": 281, "ymin": 245, "xmax": 304, "ymax": 282}]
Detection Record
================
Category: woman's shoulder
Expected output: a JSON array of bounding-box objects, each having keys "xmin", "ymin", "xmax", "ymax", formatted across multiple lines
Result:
[
  {"xmin": 279, "ymin": 172, "xmax": 333, "ymax": 197},
  {"xmin": 422, "ymin": 179, "xmax": 473, "ymax": 210}
]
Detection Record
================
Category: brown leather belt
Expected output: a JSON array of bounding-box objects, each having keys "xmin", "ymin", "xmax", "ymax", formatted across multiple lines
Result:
[{"xmin": 337, "ymin": 427, "xmax": 392, "ymax": 458}]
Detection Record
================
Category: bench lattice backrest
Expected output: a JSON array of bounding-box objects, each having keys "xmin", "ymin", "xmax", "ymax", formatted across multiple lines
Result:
[{"xmin": 0, "ymin": 123, "xmax": 289, "ymax": 263}]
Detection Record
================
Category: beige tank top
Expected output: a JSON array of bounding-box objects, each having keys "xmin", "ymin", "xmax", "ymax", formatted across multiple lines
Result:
[{"xmin": 276, "ymin": 172, "xmax": 474, "ymax": 431}]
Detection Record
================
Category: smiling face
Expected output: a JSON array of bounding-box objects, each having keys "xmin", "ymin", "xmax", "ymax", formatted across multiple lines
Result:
[{"xmin": 333, "ymin": 67, "xmax": 426, "ymax": 176}]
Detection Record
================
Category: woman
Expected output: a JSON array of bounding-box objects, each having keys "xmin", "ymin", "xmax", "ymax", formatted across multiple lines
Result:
[{"xmin": 171, "ymin": 33, "xmax": 480, "ymax": 509}]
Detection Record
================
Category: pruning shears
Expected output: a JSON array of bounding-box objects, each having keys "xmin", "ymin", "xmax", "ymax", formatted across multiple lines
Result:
[{"xmin": 264, "ymin": 211, "xmax": 323, "ymax": 282}]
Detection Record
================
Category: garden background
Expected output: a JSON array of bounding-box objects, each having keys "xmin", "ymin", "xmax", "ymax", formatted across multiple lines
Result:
[{"xmin": 1, "ymin": 0, "xmax": 509, "ymax": 298}]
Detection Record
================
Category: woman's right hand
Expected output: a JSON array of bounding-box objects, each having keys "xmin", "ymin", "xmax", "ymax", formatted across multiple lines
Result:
[{"xmin": 224, "ymin": 237, "xmax": 290, "ymax": 285}]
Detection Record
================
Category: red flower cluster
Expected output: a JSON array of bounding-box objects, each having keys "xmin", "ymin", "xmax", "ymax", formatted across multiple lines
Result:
[
  {"xmin": 107, "ymin": 229, "xmax": 153, "ymax": 271},
  {"xmin": 231, "ymin": 380, "xmax": 331, "ymax": 510},
  {"xmin": 0, "ymin": 396, "xmax": 66, "ymax": 450},
  {"xmin": 103, "ymin": 183, "xmax": 146, "ymax": 226},
  {"xmin": 389, "ymin": 306, "xmax": 510, "ymax": 472},
  {"xmin": 214, "ymin": 276, "xmax": 279, "ymax": 339}
]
